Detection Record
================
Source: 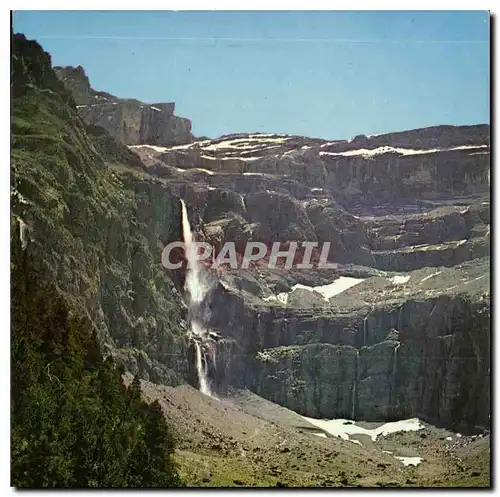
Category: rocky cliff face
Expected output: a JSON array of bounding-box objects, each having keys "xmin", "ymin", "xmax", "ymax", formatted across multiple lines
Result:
[
  {"xmin": 130, "ymin": 129, "xmax": 490, "ymax": 433},
  {"xmin": 54, "ymin": 65, "xmax": 194, "ymax": 146},
  {"xmin": 133, "ymin": 131, "xmax": 490, "ymax": 273},
  {"xmin": 205, "ymin": 259, "xmax": 489, "ymax": 433},
  {"xmin": 132, "ymin": 129, "xmax": 489, "ymax": 207},
  {"xmin": 13, "ymin": 35, "xmax": 189, "ymax": 385},
  {"xmin": 15, "ymin": 34, "xmax": 490, "ymax": 436}
]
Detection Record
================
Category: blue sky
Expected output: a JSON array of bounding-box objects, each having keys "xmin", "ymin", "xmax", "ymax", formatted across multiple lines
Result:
[{"xmin": 13, "ymin": 11, "xmax": 490, "ymax": 140}]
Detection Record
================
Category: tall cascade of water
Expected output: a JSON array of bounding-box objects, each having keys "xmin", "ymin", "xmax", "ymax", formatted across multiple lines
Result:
[
  {"xmin": 180, "ymin": 199, "xmax": 215, "ymax": 397},
  {"xmin": 392, "ymin": 342, "xmax": 400, "ymax": 398},
  {"xmin": 351, "ymin": 350, "xmax": 359, "ymax": 419},
  {"xmin": 398, "ymin": 305, "xmax": 404, "ymax": 330},
  {"xmin": 363, "ymin": 305, "xmax": 374, "ymax": 347},
  {"xmin": 387, "ymin": 340, "xmax": 401, "ymax": 410}
]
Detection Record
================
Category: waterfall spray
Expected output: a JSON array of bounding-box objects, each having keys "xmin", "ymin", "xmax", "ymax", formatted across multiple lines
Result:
[{"xmin": 180, "ymin": 199, "xmax": 215, "ymax": 397}]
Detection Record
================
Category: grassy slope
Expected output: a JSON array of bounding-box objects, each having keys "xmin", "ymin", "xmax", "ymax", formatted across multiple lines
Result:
[{"xmin": 130, "ymin": 376, "xmax": 491, "ymax": 488}]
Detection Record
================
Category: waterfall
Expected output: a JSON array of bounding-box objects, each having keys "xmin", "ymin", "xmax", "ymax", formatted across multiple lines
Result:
[
  {"xmin": 393, "ymin": 342, "xmax": 400, "ymax": 377},
  {"xmin": 181, "ymin": 199, "xmax": 215, "ymax": 398},
  {"xmin": 181, "ymin": 199, "xmax": 206, "ymax": 306},
  {"xmin": 210, "ymin": 341, "xmax": 217, "ymax": 372},
  {"xmin": 194, "ymin": 340, "xmax": 210, "ymax": 395},
  {"xmin": 391, "ymin": 342, "xmax": 401, "ymax": 406},
  {"xmin": 351, "ymin": 350, "xmax": 359, "ymax": 419},
  {"xmin": 363, "ymin": 305, "xmax": 374, "ymax": 346},
  {"xmin": 398, "ymin": 305, "xmax": 404, "ymax": 331}
]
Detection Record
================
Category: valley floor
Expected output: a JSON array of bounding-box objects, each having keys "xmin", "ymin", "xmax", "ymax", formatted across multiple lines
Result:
[{"xmin": 124, "ymin": 374, "xmax": 490, "ymax": 488}]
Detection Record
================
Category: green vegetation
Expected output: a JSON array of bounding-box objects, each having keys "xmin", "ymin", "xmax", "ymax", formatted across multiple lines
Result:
[
  {"xmin": 86, "ymin": 123, "xmax": 145, "ymax": 170},
  {"xmin": 11, "ymin": 33, "xmax": 184, "ymax": 487},
  {"xmin": 11, "ymin": 243, "xmax": 182, "ymax": 487}
]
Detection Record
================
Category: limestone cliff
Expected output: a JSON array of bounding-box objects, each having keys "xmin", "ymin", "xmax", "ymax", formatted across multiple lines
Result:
[
  {"xmin": 136, "ymin": 131, "xmax": 490, "ymax": 433},
  {"xmin": 54, "ymin": 65, "xmax": 194, "ymax": 146},
  {"xmin": 205, "ymin": 259, "xmax": 490, "ymax": 433}
]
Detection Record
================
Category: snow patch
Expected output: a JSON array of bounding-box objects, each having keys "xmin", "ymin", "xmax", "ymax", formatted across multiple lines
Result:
[
  {"xmin": 420, "ymin": 271, "xmax": 443, "ymax": 283},
  {"xmin": 164, "ymin": 143, "xmax": 195, "ymax": 151},
  {"xmin": 277, "ymin": 293, "xmax": 289, "ymax": 305},
  {"xmin": 262, "ymin": 295, "xmax": 277, "ymax": 303},
  {"xmin": 264, "ymin": 293, "xmax": 289, "ymax": 305},
  {"xmin": 319, "ymin": 144, "xmax": 488, "ymax": 158},
  {"xmin": 314, "ymin": 277, "xmax": 364, "ymax": 299},
  {"xmin": 395, "ymin": 456, "xmax": 423, "ymax": 467},
  {"xmin": 290, "ymin": 284, "xmax": 324, "ymax": 300},
  {"xmin": 266, "ymin": 277, "xmax": 364, "ymax": 305},
  {"xmin": 192, "ymin": 168, "xmax": 215, "ymax": 176},
  {"xmin": 76, "ymin": 103, "xmax": 110, "ymax": 108},
  {"xmin": 221, "ymin": 156, "xmax": 260, "ymax": 162},
  {"xmin": 203, "ymin": 138, "xmax": 287, "ymax": 151},
  {"xmin": 200, "ymin": 155, "xmax": 260, "ymax": 161},
  {"xmin": 465, "ymin": 274, "xmax": 487, "ymax": 284},
  {"xmin": 248, "ymin": 133, "xmax": 288, "ymax": 139},
  {"xmin": 291, "ymin": 277, "xmax": 364, "ymax": 301},
  {"xmin": 300, "ymin": 417, "xmax": 424, "ymax": 443},
  {"xmin": 129, "ymin": 144, "xmax": 170, "ymax": 153},
  {"xmin": 390, "ymin": 275, "xmax": 411, "ymax": 285}
]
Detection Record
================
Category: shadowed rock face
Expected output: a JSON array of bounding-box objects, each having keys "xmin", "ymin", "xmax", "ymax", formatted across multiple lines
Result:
[
  {"xmin": 206, "ymin": 259, "xmax": 490, "ymax": 433},
  {"xmin": 54, "ymin": 65, "xmax": 194, "ymax": 146}
]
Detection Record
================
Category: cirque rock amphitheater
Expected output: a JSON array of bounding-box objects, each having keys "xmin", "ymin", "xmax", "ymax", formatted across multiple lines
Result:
[{"xmin": 12, "ymin": 34, "xmax": 490, "ymax": 488}]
